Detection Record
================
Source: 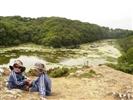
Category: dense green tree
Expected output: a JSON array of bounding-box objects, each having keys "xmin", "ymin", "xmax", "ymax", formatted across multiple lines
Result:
[
  {"xmin": 0, "ymin": 16, "xmax": 133, "ymax": 48},
  {"xmin": 118, "ymin": 35, "xmax": 133, "ymax": 52},
  {"xmin": 117, "ymin": 35, "xmax": 133, "ymax": 74}
]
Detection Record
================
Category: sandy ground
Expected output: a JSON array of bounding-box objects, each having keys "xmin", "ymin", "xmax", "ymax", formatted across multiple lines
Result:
[{"xmin": 0, "ymin": 65, "xmax": 133, "ymax": 100}]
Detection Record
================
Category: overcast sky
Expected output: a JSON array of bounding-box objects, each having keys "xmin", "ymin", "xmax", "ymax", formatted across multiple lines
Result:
[{"xmin": 0, "ymin": 0, "xmax": 132, "ymax": 30}]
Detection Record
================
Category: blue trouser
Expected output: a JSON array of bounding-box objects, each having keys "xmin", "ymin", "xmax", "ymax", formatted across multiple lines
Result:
[
  {"xmin": 30, "ymin": 83, "xmax": 51, "ymax": 96},
  {"xmin": 30, "ymin": 74, "xmax": 51, "ymax": 96}
]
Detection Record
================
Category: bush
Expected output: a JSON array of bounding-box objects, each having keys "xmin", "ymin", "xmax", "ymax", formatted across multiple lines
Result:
[
  {"xmin": 68, "ymin": 67, "xmax": 78, "ymax": 73},
  {"xmin": 48, "ymin": 67, "xmax": 69, "ymax": 78},
  {"xmin": 117, "ymin": 64, "xmax": 133, "ymax": 74},
  {"xmin": 27, "ymin": 67, "xmax": 78, "ymax": 77},
  {"xmin": 106, "ymin": 62, "xmax": 133, "ymax": 74},
  {"xmin": 79, "ymin": 69, "xmax": 96, "ymax": 78},
  {"xmin": 116, "ymin": 48, "xmax": 133, "ymax": 74},
  {"xmin": 105, "ymin": 63, "xmax": 118, "ymax": 69}
]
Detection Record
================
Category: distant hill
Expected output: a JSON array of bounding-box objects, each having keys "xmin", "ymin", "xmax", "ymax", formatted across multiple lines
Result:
[{"xmin": 0, "ymin": 16, "xmax": 133, "ymax": 48}]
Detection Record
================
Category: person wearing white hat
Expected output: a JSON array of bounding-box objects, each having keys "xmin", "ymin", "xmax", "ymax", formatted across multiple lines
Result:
[
  {"xmin": 7, "ymin": 60, "xmax": 30, "ymax": 90},
  {"xmin": 29, "ymin": 62, "xmax": 51, "ymax": 100}
]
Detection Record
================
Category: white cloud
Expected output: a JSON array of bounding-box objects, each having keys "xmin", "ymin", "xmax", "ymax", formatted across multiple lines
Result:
[{"xmin": 0, "ymin": 0, "xmax": 132, "ymax": 30}]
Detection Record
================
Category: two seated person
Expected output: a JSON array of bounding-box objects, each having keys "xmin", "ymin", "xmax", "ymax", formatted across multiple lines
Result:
[{"xmin": 7, "ymin": 60, "xmax": 51, "ymax": 100}]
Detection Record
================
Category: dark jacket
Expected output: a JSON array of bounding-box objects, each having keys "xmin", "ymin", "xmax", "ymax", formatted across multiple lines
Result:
[{"xmin": 7, "ymin": 71, "xmax": 26, "ymax": 89}]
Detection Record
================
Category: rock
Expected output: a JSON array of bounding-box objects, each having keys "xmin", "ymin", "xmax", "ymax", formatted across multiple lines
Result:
[
  {"xmin": 0, "ymin": 67, "xmax": 10, "ymax": 76},
  {"xmin": 67, "ymin": 72, "xmax": 77, "ymax": 78},
  {"xmin": 127, "ymin": 93, "xmax": 132, "ymax": 99},
  {"xmin": 5, "ymin": 89, "xmax": 23, "ymax": 95},
  {"xmin": 3, "ymin": 89, "xmax": 23, "ymax": 99},
  {"xmin": 16, "ymin": 94, "xmax": 22, "ymax": 98},
  {"xmin": 75, "ymin": 70, "xmax": 84, "ymax": 76},
  {"xmin": 98, "ymin": 64, "xmax": 103, "ymax": 66},
  {"xmin": 0, "ymin": 68, "xmax": 4, "ymax": 76},
  {"xmin": 110, "ymin": 89, "xmax": 133, "ymax": 100},
  {"xmin": 3, "ymin": 67, "xmax": 10, "ymax": 76},
  {"xmin": 29, "ymin": 97, "xmax": 39, "ymax": 100},
  {"xmin": 1, "ymin": 94, "xmax": 15, "ymax": 100},
  {"xmin": 83, "ymin": 65, "xmax": 91, "ymax": 69},
  {"xmin": 119, "ymin": 93, "xmax": 122, "ymax": 98},
  {"xmin": 68, "ymin": 70, "xmax": 85, "ymax": 78},
  {"xmin": 1, "ymin": 94, "xmax": 22, "ymax": 100},
  {"xmin": 69, "ymin": 73, "xmax": 75, "ymax": 76}
]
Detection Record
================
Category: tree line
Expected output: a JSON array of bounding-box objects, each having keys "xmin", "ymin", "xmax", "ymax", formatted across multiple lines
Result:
[
  {"xmin": 0, "ymin": 16, "xmax": 133, "ymax": 48},
  {"xmin": 117, "ymin": 35, "xmax": 133, "ymax": 74}
]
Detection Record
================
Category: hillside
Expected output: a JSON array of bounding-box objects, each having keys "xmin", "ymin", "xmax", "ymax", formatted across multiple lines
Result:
[
  {"xmin": 118, "ymin": 35, "xmax": 133, "ymax": 52},
  {"xmin": 110, "ymin": 35, "xmax": 133, "ymax": 74},
  {"xmin": 0, "ymin": 16, "xmax": 133, "ymax": 48},
  {"xmin": 0, "ymin": 65, "xmax": 133, "ymax": 100}
]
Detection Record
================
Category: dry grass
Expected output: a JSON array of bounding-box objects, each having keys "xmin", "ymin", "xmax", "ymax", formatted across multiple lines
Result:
[{"xmin": 0, "ymin": 65, "xmax": 133, "ymax": 100}]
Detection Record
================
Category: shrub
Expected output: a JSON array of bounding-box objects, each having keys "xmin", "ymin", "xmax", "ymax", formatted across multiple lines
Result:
[
  {"xmin": 68, "ymin": 67, "xmax": 78, "ymax": 73},
  {"xmin": 79, "ymin": 70, "xmax": 96, "ymax": 78},
  {"xmin": 48, "ymin": 67, "xmax": 69, "ymax": 78},
  {"xmin": 106, "ymin": 63, "xmax": 133, "ymax": 74},
  {"xmin": 105, "ymin": 63, "xmax": 118, "ymax": 69}
]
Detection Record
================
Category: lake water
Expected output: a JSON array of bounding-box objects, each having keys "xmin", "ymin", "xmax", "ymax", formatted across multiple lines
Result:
[{"xmin": 0, "ymin": 40, "xmax": 121, "ymax": 70}]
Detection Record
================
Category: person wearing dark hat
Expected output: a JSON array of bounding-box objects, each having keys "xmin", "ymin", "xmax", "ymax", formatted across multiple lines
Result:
[
  {"xmin": 29, "ymin": 63, "xmax": 51, "ymax": 100},
  {"xmin": 7, "ymin": 60, "xmax": 30, "ymax": 90}
]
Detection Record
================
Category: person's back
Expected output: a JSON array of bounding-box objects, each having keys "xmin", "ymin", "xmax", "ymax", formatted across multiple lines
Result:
[
  {"xmin": 30, "ymin": 63, "xmax": 51, "ymax": 99},
  {"xmin": 31, "ymin": 73, "xmax": 51, "ymax": 96}
]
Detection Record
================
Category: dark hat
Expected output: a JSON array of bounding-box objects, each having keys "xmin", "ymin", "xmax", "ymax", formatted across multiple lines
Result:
[{"xmin": 9, "ymin": 60, "xmax": 26, "ymax": 72}]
